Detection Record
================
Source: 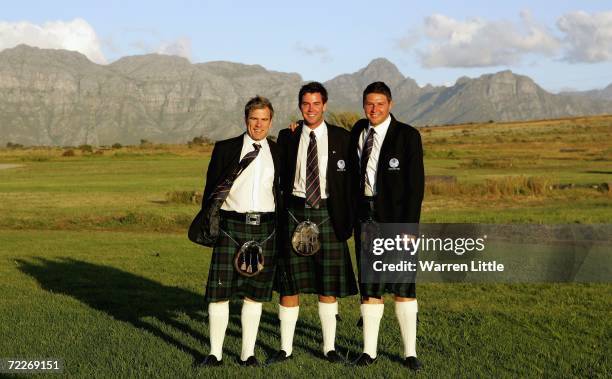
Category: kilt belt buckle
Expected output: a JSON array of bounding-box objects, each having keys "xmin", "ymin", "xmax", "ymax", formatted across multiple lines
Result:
[{"xmin": 245, "ymin": 213, "xmax": 261, "ymax": 225}]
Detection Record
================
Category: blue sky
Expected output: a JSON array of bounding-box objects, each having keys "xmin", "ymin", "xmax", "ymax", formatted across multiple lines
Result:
[{"xmin": 1, "ymin": 0, "xmax": 611, "ymax": 92}]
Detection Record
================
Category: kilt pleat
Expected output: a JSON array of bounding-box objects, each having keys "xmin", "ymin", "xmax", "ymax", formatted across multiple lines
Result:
[
  {"xmin": 275, "ymin": 204, "xmax": 358, "ymax": 298},
  {"xmin": 204, "ymin": 216, "xmax": 277, "ymax": 302}
]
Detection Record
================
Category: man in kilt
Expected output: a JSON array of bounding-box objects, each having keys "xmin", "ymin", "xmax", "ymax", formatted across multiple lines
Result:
[
  {"xmin": 199, "ymin": 96, "xmax": 281, "ymax": 367},
  {"xmin": 349, "ymin": 82, "xmax": 425, "ymax": 370},
  {"xmin": 268, "ymin": 82, "xmax": 358, "ymax": 365}
]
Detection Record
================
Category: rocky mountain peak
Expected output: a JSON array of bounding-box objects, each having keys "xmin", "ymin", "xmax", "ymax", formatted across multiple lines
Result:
[
  {"xmin": 1, "ymin": 45, "xmax": 611, "ymax": 146},
  {"xmin": 108, "ymin": 54, "xmax": 192, "ymax": 77},
  {"xmin": 358, "ymin": 58, "xmax": 405, "ymax": 87},
  {"xmin": 1, "ymin": 44, "xmax": 93, "ymax": 66},
  {"xmin": 455, "ymin": 76, "xmax": 471, "ymax": 85}
]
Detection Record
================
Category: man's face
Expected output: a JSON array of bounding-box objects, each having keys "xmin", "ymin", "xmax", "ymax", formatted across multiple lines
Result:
[
  {"xmin": 300, "ymin": 92, "xmax": 327, "ymax": 128},
  {"xmin": 246, "ymin": 107, "xmax": 272, "ymax": 141},
  {"xmin": 363, "ymin": 93, "xmax": 393, "ymax": 127}
]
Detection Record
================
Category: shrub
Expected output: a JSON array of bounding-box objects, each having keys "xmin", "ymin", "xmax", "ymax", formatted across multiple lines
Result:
[
  {"xmin": 78, "ymin": 144, "xmax": 93, "ymax": 153},
  {"xmin": 327, "ymin": 111, "xmax": 362, "ymax": 130},
  {"xmin": 112, "ymin": 143, "xmax": 122, "ymax": 149},
  {"xmin": 140, "ymin": 139, "xmax": 153, "ymax": 148},
  {"xmin": 62, "ymin": 149, "xmax": 75, "ymax": 157},
  {"xmin": 6, "ymin": 142, "xmax": 24, "ymax": 149},
  {"xmin": 191, "ymin": 136, "xmax": 213, "ymax": 145},
  {"xmin": 165, "ymin": 190, "xmax": 202, "ymax": 204}
]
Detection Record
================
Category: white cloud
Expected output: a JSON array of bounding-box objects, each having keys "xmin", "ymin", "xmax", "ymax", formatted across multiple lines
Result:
[
  {"xmin": 295, "ymin": 42, "xmax": 332, "ymax": 63},
  {"xmin": 557, "ymin": 11, "xmax": 612, "ymax": 63},
  {"xmin": 0, "ymin": 18, "xmax": 107, "ymax": 64},
  {"xmin": 156, "ymin": 37, "xmax": 192, "ymax": 60},
  {"xmin": 417, "ymin": 12, "xmax": 560, "ymax": 68}
]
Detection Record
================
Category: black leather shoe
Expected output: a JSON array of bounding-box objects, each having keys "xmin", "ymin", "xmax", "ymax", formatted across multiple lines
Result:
[
  {"xmin": 403, "ymin": 356, "xmax": 422, "ymax": 371},
  {"xmin": 265, "ymin": 350, "xmax": 292, "ymax": 366},
  {"xmin": 351, "ymin": 353, "xmax": 377, "ymax": 366},
  {"xmin": 197, "ymin": 355, "xmax": 222, "ymax": 367},
  {"xmin": 324, "ymin": 350, "xmax": 345, "ymax": 363},
  {"xmin": 240, "ymin": 356, "xmax": 259, "ymax": 367}
]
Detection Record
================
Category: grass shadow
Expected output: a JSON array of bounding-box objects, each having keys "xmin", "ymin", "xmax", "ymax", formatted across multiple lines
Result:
[{"xmin": 16, "ymin": 257, "xmax": 321, "ymax": 364}]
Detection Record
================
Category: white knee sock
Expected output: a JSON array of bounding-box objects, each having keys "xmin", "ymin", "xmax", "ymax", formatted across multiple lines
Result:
[
  {"xmin": 279, "ymin": 304, "xmax": 299, "ymax": 356},
  {"xmin": 318, "ymin": 301, "xmax": 338, "ymax": 355},
  {"xmin": 208, "ymin": 301, "xmax": 229, "ymax": 360},
  {"xmin": 241, "ymin": 300, "xmax": 263, "ymax": 361},
  {"xmin": 361, "ymin": 303, "xmax": 384, "ymax": 358},
  {"xmin": 395, "ymin": 300, "xmax": 418, "ymax": 357}
]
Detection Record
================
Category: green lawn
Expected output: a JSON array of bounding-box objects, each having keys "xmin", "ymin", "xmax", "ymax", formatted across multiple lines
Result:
[
  {"xmin": 0, "ymin": 117, "xmax": 610, "ymax": 377},
  {"xmin": 1, "ymin": 231, "xmax": 609, "ymax": 377}
]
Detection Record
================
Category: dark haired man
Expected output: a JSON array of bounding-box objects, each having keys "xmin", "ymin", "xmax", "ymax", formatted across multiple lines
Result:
[
  {"xmin": 268, "ymin": 82, "xmax": 358, "ymax": 364},
  {"xmin": 350, "ymin": 82, "xmax": 425, "ymax": 371},
  {"xmin": 198, "ymin": 96, "xmax": 281, "ymax": 367}
]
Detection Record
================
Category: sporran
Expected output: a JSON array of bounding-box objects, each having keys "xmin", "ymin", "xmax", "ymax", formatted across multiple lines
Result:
[
  {"xmin": 288, "ymin": 210, "xmax": 330, "ymax": 257},
  {"xmin": 233, "ymin": 240, "xmax": 265, "ymax": 277},
  {"xmin": 221, "ymin": 228, "xmax": 275, "ymax": 278},
  {"xmin": 291, "ymin": 221, "xmax": 321, "ymax": 256}
]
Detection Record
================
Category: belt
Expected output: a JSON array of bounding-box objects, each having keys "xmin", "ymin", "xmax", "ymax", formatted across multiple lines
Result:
[
  {"xmin": 289, "ymin": 195, "xmax": 327, "ymax": 209},
  {"xmin": 220, "ymin": 210, "xmax": 275, "ymax": 225}
]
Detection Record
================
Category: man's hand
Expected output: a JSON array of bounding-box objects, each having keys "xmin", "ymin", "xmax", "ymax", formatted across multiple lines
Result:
[{"xmin": 289, "ymin": 120, "xmax": 302, "ymax": 132}]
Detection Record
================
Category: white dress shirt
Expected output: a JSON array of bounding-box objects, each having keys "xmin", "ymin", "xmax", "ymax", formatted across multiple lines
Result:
[
  {"xmin": 222, "ymin": 134, "xmax": 275, "ymax": 212},
  {"xmin": 357, "ymin": 115, "xmax": 391, "ymax": 196},
  {"xmin": 292, "ymin": 121, "xmax": 329, "ymax": 199}
]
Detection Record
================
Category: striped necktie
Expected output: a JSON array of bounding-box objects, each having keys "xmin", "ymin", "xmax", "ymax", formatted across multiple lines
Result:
[
  {"xmin": 305, "ymin": 131, "xmax": 321, "ymax": 208},
  {"xmin": 211, "ymin": 143, "xmax": 261, "ymax": 201},
  {"xmin": 360, "ymin": 128, "xmax": 375, "ymax": 194}
]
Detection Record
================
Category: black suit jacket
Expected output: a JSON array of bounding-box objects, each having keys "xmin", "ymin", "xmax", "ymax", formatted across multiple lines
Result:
[
  {"xmin": 349, "ymin": 114, "xmax": 424, "ymax": 223},
  {"xmin": 201, "ymin": 134, "xmax": 282, "ymax": 216},
  {"xmin": 277, "ymin": 122, "xmax": 355, "ymax": 241}
]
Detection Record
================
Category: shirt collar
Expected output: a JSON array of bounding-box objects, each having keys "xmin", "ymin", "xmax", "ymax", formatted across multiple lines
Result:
[
  {"xmin": 368, "ymin": 114, "xmax": 391, "ymax": 135},
  {"xmin": 302, "ymin": 120, "xmax": 327, "ymax": 139},
  {"xmin": 243, "ymin": 133, "xmax": 269, "ymax": 149}
]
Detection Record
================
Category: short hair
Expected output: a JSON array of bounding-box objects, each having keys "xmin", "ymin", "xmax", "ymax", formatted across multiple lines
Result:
[
  {"xmin": 363, "ymin": 81, "xmax": 392, "ymax": 104},
  {"xmin": 298, "ymin": 81, "xmax": 328, "ymax": 105},
  {"xmin": 244, "ymin": 95, "xmax": 274, "ymax": 120}
]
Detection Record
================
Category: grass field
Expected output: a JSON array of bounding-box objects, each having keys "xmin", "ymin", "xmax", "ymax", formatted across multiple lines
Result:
[{"xmin": 0, "ymin": 115, "xmax": 611, "ymax": 377}]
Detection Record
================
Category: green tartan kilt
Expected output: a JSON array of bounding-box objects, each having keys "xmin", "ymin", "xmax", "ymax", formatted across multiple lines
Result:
[
  {"xmin": 204, "ymin": 215, "xmax": 277, "ymax": 303},
  {"xmin": 355, "ymin": 222, "xmax": 417, "ymax": 299},
  {"xmin": 275, "ymin": 203, "xmax": 358, "ymax": 298}
]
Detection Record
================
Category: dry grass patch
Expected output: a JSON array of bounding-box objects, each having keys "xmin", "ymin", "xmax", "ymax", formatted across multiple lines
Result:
[{"xmin": 426, "ymin": 176, "xmax": 552, "ymax": 197}]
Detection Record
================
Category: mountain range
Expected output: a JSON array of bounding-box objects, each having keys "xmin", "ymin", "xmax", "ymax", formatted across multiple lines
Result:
[{"xmin": 1, "ymin": 45, "xmax": 611, "ymax": 146}]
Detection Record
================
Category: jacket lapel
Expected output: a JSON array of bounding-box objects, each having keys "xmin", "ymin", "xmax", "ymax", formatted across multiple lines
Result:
[
  {"xmin": 267, "ymin": 137, "xmax": 278, "ymax": 172},
  {"xmin": 376, "ymin": 115, "xmax": 399, "ymax": 185},
  {"xmin": 228, "ymin": 133, "xmax": 244, "ymax": 166},
  {"xmin": 288, "ymin": 125, "xmax": 302, "ymax": 188},
  {"xmin": 326, "ymin": 123, "xmax": 337, "ymax": 180}
]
